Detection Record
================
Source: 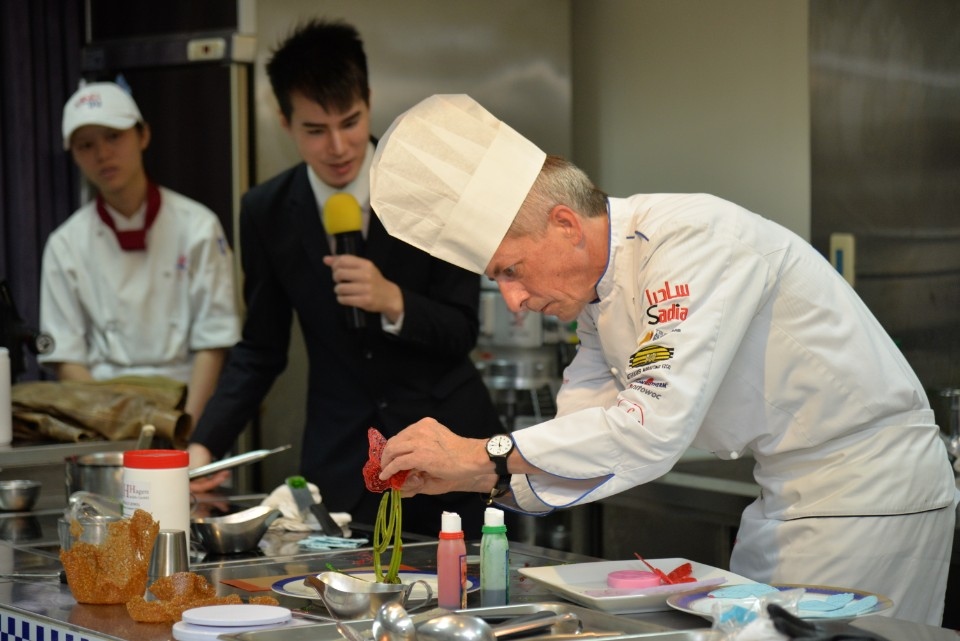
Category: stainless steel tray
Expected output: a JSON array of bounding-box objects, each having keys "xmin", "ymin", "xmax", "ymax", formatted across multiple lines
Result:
[{"xmin": 221, "ymin": 602, "xmax": 717, "ymax": 641}]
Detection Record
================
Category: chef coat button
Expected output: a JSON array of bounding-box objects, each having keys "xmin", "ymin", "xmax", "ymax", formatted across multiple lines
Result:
[
  {"xmin": 364, "ymin": 350, "xmax": 373, "ymax": 360},
  {"xmin": 377, "ymin": 399, "xmax": 388, "ymax": 409},
  {"xmin": 729, "ymin": 451, "xmax": 739, "ymax": 459},
  {"xmin": 610, "ymin": 367, "xmax": 619, "ymax": 376}
]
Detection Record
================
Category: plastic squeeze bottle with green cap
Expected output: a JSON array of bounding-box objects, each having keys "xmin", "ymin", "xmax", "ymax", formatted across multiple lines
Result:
[
  {"xmin": 437, "ymin": 511, "xmax": 467, "ymax": 609},
  {"xmin": 480, "ymin": 507, "xmax": 509, "ymax": 606}
]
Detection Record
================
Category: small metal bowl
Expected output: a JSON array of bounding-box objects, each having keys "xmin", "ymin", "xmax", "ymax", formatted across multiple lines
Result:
[
  {"xmin": 190, "ymin": 505, "xmax": 280, "ymax": 555},
  {"xmin": 0, "ymin": 480, "xmax": 42, "ymax": 512}
]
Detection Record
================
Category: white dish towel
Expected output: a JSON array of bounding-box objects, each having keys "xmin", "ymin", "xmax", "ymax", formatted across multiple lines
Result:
[{"xmin": 260, "ymin": 482, "xmax": 352, "ymax": 534}]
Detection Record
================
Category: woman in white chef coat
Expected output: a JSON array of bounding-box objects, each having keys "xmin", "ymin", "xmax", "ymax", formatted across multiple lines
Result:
[
  {"xmin": 368, "ymin": 95, "xmax": 958, "ymax": 626},
  {"xmin": 39, "ymin": 81, "xmax": 240, "ymax": 425}
]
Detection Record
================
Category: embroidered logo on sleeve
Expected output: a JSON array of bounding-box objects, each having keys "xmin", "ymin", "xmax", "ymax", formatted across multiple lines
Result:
[
  {"xmin": 628, "ymin": 344, "xmax": 674, "ymax": 367},
  {"xmin": 644, "ymin": 280, "xmax": 690, "ymax": 326}
]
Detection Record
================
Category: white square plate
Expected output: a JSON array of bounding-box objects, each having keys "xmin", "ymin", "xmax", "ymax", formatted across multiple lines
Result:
[{"xmin": 518, "ymin": 558, "xmax": 753, "ymax": 614}]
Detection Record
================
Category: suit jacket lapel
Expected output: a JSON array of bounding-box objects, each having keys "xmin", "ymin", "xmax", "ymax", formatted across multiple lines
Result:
[{"xmin": 288, "ymin": 166, "xmax": 334, "ymax": 277}]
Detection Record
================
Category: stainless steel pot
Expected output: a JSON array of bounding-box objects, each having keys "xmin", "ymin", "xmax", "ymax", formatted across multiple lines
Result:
[{"xmin": 65, "ymin": 451, "xmax": 124, "ymax": 501}]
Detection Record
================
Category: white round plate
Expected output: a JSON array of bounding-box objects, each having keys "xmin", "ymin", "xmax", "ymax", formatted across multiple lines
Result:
[
  {"xmin": 173, "ymin": 621, "xmax": 291, "ymax": 641},
  {"xmin": 181, "ymin": 604, "xmax": 292, "ymax": 627}
]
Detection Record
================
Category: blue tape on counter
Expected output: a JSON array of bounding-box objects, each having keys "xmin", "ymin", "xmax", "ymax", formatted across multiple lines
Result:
[{"xmin": 1, "ymin": 614, "xmax": 92, "ymax": 641}]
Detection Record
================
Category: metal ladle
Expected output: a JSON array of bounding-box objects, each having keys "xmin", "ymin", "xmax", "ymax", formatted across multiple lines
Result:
[
  {"xmin": 372, "ymin": 602, "xmax": 417, "ymax": 641},
  {"xmin": 418, "ymin": 612, "xmax": 581, "ymax": 641},
  {"xmin": 418, "ymin": 615, "xmax": 495, "ymax": 641}
]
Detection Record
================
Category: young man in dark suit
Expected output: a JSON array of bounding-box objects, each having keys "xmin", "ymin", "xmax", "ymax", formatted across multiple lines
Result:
[{"xmin": 188, "ymin": 19, "xmax": 504, "ymax": 537}]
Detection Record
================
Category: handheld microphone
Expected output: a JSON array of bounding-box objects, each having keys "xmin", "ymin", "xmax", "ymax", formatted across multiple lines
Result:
[{"xmin": 322, "ymin": 193, "xmax": 366, "ymax": 330}]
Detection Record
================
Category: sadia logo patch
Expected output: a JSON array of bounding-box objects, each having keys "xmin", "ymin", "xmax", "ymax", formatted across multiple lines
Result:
[{"xmin": 628, "ymin": 344, "xmax": 674, "ymax": 367}]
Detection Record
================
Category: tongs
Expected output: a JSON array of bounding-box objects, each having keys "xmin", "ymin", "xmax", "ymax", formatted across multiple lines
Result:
[
  {"xmin": 767, "ymin": 604, "xmax": 891, "ymax": 641},
  {"xmin": 189, "ymin": 445, "xmax": 291, "ymax": 479}
]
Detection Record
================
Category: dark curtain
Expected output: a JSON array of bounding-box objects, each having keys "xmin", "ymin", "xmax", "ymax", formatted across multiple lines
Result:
[{"xmin": 0, "ymin": 0, "xmax": 84, "ymax": 381}]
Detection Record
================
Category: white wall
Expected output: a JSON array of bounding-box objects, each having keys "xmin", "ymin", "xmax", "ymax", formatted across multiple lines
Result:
[{"xmin": 572, "ymin": 0, "xmax": 810, "ymax": 238}]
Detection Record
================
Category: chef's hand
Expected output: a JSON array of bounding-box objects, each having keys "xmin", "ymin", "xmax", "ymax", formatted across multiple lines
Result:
[
  {"xmin": 397, "ymin": 470, "xmax": 499, "ymax": 498},
  {"xmin": 187, "ymin": 443, "xmax": 231, "ymax": 493},
  {"xmin": 380, "ymin": 418, "xmax": 489, "ymax": 489},
  {"xmin": 323, "ymin": 255, "xmax": 403, "ymax": 323}
]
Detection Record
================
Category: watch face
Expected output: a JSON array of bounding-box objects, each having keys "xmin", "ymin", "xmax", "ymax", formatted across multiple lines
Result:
[{"xmin": 487, "ymin": 434, "xmax": 513, "ymax": 456}]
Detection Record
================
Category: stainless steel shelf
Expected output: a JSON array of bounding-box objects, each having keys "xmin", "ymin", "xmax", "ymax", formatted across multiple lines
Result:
[{"xmin": 0, "ymin": 440, "xmax": 135, "ymax": 468}]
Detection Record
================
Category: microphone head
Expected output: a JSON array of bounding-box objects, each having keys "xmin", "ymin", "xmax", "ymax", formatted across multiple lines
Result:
[{"xmin": 323, "ymin": 193, "xmax": 363, "ymax": 235}]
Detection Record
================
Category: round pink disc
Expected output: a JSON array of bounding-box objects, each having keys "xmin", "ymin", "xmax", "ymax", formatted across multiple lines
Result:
[{"xmin": 606, "ymin": 570, "xmax": 662, "ymax": 589}]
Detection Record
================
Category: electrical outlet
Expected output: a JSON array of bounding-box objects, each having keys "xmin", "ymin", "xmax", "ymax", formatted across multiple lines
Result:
[{"xmin": 187, "ymin": 38, "xmax": 226, "ymax": 61}]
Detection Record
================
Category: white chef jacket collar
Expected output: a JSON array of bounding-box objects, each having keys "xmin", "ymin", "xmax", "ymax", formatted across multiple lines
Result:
[
  {"xmin": 307, "ymin": 140, "xmax": 374, "ymax": 239},
  {"xmin": 593, "ymin": 198, "xmax": 624, "ymax": 304}
]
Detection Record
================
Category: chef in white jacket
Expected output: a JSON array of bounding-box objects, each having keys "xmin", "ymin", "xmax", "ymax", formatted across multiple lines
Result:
[{"xmin": 370, "ymin": 95, "xmax": 958, "ymax": 626}]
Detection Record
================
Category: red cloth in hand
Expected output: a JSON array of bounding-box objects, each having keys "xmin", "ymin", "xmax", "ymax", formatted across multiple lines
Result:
[{"xmin": 362, "ymin": 427, "xmax": 409, "ymax": 493}]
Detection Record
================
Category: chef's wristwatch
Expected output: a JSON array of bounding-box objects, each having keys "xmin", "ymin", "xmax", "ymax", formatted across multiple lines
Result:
[{"xmin": 485, "ymin": 434, "xmax": 514, "ymax": 504}]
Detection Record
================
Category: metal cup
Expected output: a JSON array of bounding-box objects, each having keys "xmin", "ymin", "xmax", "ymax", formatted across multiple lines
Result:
[{"xmin": 148, "ymin": 529, "xmax": 190, "ymax": 580}]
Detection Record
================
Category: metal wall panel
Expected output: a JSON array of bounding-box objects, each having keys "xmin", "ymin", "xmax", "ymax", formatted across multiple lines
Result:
[
  {"xmin": 810, "ymin": 0, "xmax": 960, "ymax": 393},
  {"xmin": 255, "ymin": 0, "xmax": 572, "ymax": 183}
]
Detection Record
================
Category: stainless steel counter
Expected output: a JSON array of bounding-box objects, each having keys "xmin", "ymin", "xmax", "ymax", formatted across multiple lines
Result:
[
  {"xmin": 1, "ymin": 524, "xmax": 957, "ymax": 641},
  {"xmin": 1, "ymin": 443, "xmax": 957, "ymax": 639},
  {"xmin": 0, "ymin": 534, "xmax": 688, "ymax": 641}
]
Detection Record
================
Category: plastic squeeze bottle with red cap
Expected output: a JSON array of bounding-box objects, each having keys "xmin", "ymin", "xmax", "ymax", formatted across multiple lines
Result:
[{"xmin": 437, "ymin": 511, "xmax": 467, "ymax": 609}]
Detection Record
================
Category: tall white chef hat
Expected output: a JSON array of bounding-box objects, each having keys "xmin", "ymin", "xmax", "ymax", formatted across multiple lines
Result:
[
  {"xmin": 62, "ymin": 82, "xmax": 144, "ymax": 150},
  {"xmin": 370, "ymin": 94, "xmax": 546, "ymax": 274}
]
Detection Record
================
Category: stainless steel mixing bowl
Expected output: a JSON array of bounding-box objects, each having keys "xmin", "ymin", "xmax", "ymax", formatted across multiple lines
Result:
[
  {"xmin": 0, "ymin": 480, "xmax": 41, "ymax": 511},
  {"xmin": 190, "ymin": 505, "xmax": 281, "ymax": 554}
]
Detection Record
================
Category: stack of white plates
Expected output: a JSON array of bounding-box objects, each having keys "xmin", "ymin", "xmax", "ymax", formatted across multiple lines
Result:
[{"xmin": 173, "ymin": 604, "xmax": 294, "ymax": 641}]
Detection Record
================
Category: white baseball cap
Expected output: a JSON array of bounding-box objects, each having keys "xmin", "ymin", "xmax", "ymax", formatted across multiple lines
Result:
[
  {"xmin": 61, "ymin": 82, "xmax": 143, "ymax": 150},
  {"xmin": 370, "ymin": 94, "xmax": 546, "ymax": 274}
]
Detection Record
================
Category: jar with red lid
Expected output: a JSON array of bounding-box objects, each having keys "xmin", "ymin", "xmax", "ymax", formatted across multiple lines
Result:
[{"xmin": 122, "ymin": 449, "xmax": 190, "ymax": 534}]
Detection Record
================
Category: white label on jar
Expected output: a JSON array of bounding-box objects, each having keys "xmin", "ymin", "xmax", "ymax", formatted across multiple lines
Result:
[
  {"xmin": 123, "ymin": 479, "xmax": 152, "ymax": 512},
  {"xmin": 122, "ymin": 467, "xmax": 190, "ymax": 534}
]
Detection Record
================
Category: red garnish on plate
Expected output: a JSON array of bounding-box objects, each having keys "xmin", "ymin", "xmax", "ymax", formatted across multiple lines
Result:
[
  {"xmin": 633, "ymin": 554, "xmax": 697, "ymax": 584},
  {"xmin": 363, "ymin": 427, "xmax": 409, "ymax": 493}
]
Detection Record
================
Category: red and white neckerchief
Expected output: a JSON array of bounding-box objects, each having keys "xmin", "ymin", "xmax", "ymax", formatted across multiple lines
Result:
[{"xmin": 96, "ymin": 182, "xmax": 161, "ymax": 251}]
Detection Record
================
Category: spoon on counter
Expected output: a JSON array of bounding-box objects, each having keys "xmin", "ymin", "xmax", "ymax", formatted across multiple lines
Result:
[
  {"xmin": 418, "ymin": 612, "xmax": 581, "ymax": 641},
  {"xmin": 418, "ymin": 614, "xmax": 495, "ymax": 641}
]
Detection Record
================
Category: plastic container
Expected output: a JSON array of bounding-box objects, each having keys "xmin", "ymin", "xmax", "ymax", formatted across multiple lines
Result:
[
  {"xmin": 480, "ymin": 507, "xmax": 509, "ymax": 606},
  {"xmin": 437, "ymin": 511, "xmax": 467, "ymax": 610},
  {"xmin": 122, "ymin": 449, "xmax": 190, "ymax": 534}
]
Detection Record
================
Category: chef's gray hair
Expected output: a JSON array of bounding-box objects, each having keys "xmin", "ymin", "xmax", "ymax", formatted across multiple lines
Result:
[{"xmin": 509, "ymin": 156, "xmax": 608, "ymax": 238}]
